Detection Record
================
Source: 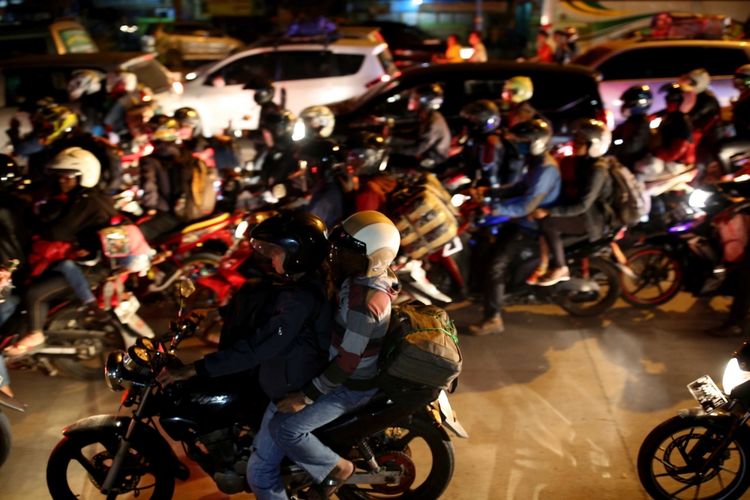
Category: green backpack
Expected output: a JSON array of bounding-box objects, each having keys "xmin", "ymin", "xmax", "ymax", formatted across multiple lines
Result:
[{"xmin": 379, "ymin": 302, "xmax": 462, "ymax": 391}]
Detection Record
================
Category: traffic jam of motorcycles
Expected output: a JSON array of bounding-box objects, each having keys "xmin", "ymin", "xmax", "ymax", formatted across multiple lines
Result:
[{"xmin": 1, "ymin": 4, "xmax": 750, "ymax": 500}]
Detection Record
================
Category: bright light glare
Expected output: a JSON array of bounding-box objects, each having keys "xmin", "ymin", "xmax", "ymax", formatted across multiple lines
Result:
[
  {"xmin": 559, "ymin": 144, "xmax": 574, "ymax": 157},
  {"xmin": 650, "ymin": 117, "xmax": 662, "ymax": 129},
  {"xmin": 688, "ymin": 189, "xmax": 711, "ymax": 209},
  {"xmin": 613, "ymin": 139, "xmax": 623, "ymax": 145},
  {"xmin": 412, "ymin": 0, "xmax": 423, "ymax": 5},
  {"xmin": 292, "ymin": 120, "xmax": 306, "ymax": 141},
  {"xmin": 171, "ymin": 81, "xmax": 184, "ymax": 95},
  {"xmin": 735, "ymin": 174, "xmax": 750, "ymax": 182},
  {"xmin": 451, "ymin": 194, "xmax": 470, "ymax": 207},
  {"xmin": 723, "ymin": 358, "xmax": 750, "ymax": 394},
  {"xmin": 380, "ymin": 74, "xmax": 391, "ymax": 83},
  {"xmin": 185, "ymin": 72, "xmax": 198, "ymax": 81},
  {"xmin": 459, "ymin": 48, "xmax": 475, "ymax": 60}
]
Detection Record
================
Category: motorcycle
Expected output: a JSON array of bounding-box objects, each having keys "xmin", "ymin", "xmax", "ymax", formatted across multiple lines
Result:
[
  {"xmin": 638, "ymin": 341, "xmax": 750, "ymax": 499},
  {"xmin": 46, "ymin": 279, "xmax": 467, "ymax": 499},
  {"xmin": 620, "ymin": 180, "xmax": 750, "ymax": 308},
  {"xmin": 0, "ymin": 369, "xmax": 25, "ymax": 468}
]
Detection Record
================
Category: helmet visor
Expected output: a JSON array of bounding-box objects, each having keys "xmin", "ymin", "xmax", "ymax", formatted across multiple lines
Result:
[
  {"xmin": 328, "ymin": 225, "xmax": 368, "ymax": 276},
  {"xmin": 329, "ymin": 225, "xmax": 366, "ymax": 255}
]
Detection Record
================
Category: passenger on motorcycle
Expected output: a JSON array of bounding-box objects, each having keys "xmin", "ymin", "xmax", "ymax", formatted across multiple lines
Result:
[
  {"xmin": 390, "ymin": 83, "xmax": 452, "ymax": 168},
  {"xmin": 531, "ymin": 119, "xmax": 614, "ymax": 287},
  {"xmin": 349, "ymin": 131, "xmax": 399, "ymax": 212},
  {"xmin": 272, "ymin": 210, "xmax": 401, "ymax": 499},
  {"xmin": 468, "ymin": 118, "xmax": 561, "ymax": 336},
  {"xmin": 154, "ymin": 211, "xmax": 332, "ymax": 499},
  {"xmin": 5, "ymin": 148, "xmax": 116, "ymax": 357},
  {"xmin": 138, "ymin": 116, "xmax": 196, "ymax": 240},
  {"xmin": 636, "ymin": 83, "xmax": 695, "ymax": 181},
  {"xmin": 458, "ymin": 99, "xmax": 523, "ymax": 187},
  {"xmin": 611, "ymin": 85, "xmax": 653, "ymax": 169}
]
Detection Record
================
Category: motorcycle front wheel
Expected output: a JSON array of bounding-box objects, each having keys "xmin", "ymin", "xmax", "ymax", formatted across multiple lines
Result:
[
  {"xmin": 638, "ymin": 415, "xmax": 750, "ymax": 500},
  {"xmin": 558, "ymin": 256, "xmax": 621, "ymax": 317},
  {"xmin": 621, "ymin": 246, "xmax": 683, "ymax": 308},
  {"xmin": 338, "ymin": 416, "xmax": 454, "ymax": 500},
  {"xmin": 47, "ymin": 432, "xmax": 175, "ymax": 500}
]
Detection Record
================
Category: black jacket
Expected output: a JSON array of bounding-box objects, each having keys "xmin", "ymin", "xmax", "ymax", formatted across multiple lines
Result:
[
  {"xmin": 39, "ymin": 187, "xmax": 116, "ymax": 252},
  {"xmin": 194, "ymin": 275, "xmax": 332, "ymax": 400},
  {"xmin": 139, "ymin": 143, "xmax": 191, "ymax": 215},
  {"xmin": 612, "ymin": 114, "xmax": 651, "ymax": 168}
]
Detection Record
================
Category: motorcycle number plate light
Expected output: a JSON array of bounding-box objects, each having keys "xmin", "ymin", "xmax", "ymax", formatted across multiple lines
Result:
[{"xmin": 687, "ymin": 375, "xmax": 728, "ymax": 414}]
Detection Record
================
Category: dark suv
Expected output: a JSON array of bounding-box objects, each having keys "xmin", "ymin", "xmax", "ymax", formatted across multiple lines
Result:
[{"xmin": 330, "ymin": 62, "xmax": 606, "ymax": 143}]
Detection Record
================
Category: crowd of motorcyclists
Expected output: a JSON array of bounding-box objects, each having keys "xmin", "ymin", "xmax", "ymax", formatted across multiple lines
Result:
[{"xmin": 0, "ymin": 55, "xmax": 749, "ymax": 496}]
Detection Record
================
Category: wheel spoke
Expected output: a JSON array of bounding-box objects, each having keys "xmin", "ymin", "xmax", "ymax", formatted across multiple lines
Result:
[
  {"xmin": 670, "ymin": 481, "xmax": 697, "ymax": 497},
  {"xmin": 71, "ymin": 449, "xmax": 103, "ymax": 479}
]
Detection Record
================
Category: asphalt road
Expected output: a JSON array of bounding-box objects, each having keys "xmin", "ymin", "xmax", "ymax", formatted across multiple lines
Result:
[{"xmin": 0, "ymin": 293, "xmax": 741, "ymax": 499}]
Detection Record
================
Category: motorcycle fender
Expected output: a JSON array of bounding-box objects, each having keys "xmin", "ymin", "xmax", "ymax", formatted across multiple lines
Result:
[
  {"xmin": 675, "ymin": 409, "xmax": 750, "ymax": 441},
  {"xmin": 555, "ymin": 277, "xmax": 600, "ymax": 294},
  {"xmin": 63, "ymin": 414, "xmax": 190, "ymax": 481}
]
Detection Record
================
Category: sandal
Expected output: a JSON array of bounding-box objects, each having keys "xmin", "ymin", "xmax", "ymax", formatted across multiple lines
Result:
[{"xmin": 4, "ymin": 332, "xmax": 46, "ymax": 358}]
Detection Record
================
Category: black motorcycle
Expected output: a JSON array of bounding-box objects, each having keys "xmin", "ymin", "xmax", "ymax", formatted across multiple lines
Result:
[
  {"xmin": 46, "ymin": 280, "xmax": 467, "ymax": 499},
  {"xmin": 638, "ymin": 341, "xmax": 750, "ymax": 499},
  {"xmin": 620, "ymin": 180, "xmax": 750, "ymax": 308}
]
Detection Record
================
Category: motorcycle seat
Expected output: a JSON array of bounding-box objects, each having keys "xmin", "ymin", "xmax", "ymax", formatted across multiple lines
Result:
[{"xmin": 151, "ymin": 213, "xmax": 230, "ymax": 245}]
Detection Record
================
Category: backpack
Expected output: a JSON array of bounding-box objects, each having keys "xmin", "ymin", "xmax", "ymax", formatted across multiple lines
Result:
[
  {"xmin": 379, "ymin": 302, "xmax": 462, "ymax": 391},
  {"xmin": 176, "ymin": 156, "xmax": 218, "ymax": 221},
  {"xmin": 597, "ymin": 156, "xmax": 650, "ymax": 227}
]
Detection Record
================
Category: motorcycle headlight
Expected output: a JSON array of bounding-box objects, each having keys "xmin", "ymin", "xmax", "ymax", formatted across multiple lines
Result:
[
  {"xmin": 688, "ymin": 189, "xmax": 711, "ymax": 209},
  {"xmin": 105, "ymin": 350, "xmax": 127, "ymax": 392},
  {"xmin": 722, "ymin": 357, "xmax": 750, "ymax": 395}
]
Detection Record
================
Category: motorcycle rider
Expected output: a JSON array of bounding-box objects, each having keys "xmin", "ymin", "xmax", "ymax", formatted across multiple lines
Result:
[
  {"xmin": 498, "ymin": 76, "xmax": 541, "ymax": 128},
  {"xmin": 679, "ymin": 68, "xmax": 722, "ymax": 176},
  {"xmin": 636, "ymin": 83, "xmax": 695, "ymax": 181},
  {"xmin": 154, "ymin": 211, "xmax": 332, "ymax": 498},
  {"xmin": 390, "ymin": 83, "xmax": 451, "ymax": 168},
  {"xmin": 349, "ymin": 131, "xmax": 399, "ymax": 212},
  {"xmin": 458, "ymin": 99, "xmax": 523, "ymax": 187},
  {"xmin": 468, "ymin": 119, "xmax": 561, "ymax": 335},
  {"xmin": 272, "ymin": 210, "xmax": 401, "ymax": 499},
  {"xmin": 5, "ymin": 148, "xmax": 115, "ymax": 356},
  {"xmin": 611, "ymin": 85, "xmax": 653, "ymax": 170},
  {"xmin": 138, "ymin": 116, "xmax": 196, "ymax": 241},
  {"xmin": 301, "ymin": 138, "xmax": 354, "ymax": 227},
  {"xmin": 716, "ymin": 64, "xmax": 750, "ymax": 173},
  {"xmin": 175, "ymin": 106, "xmax": 236, "ymax": 172},
  {"xmin": 532, "ymin": 119, "xmax": 614, "ymax": 286}
]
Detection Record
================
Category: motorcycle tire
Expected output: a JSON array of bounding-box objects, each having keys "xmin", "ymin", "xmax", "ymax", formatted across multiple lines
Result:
[
  {"xmin": 337, "ymin": 416, "xmax": 454, "ymax": 500},
  {"xmin": 638, "ymin": 414, "xmax": 750, "ymax": 500},
  {"xmin": 558, "ymin": 256, "xmax": 621, "ymax": 317},
  {"xmin": 0, "ymin": 411, "xmax": 11, "ymax": 467},
  {"xmin": 47, "ymin": 308, "xmax": 125, "ymax": 380},
  {"xmin": 620, "ymin": 246, "xmax": 683, "ymax": 308},
  {"xmin": 47, "ymin": 432, "xmax": 175, "ymax": 500}
]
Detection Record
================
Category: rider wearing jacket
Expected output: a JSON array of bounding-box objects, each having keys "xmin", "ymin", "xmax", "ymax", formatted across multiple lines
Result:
[
  {"xmin": 390, "ymin": 84, "xmax": 452, "ymax": 167},
  {"xmin": 716, "ymin": 64, "xmax": 750, "ymax": 173},
  {"xmin": 468, "ymin": 118, "xmax": 561, "ymax": 336},
  {"xmin": 156, "ymin": 212, "xmax": 332, "ymax": 499},
  {"xmin": 611, "ymin": 85, "xmax": 653, "ymax": 169}
]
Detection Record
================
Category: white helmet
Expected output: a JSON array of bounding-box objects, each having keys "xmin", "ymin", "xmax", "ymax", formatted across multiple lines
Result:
[
  {"xmin": 299, "ymin": 105, "xmax": 335, "ymax": 139},
  {"xmin": 68, "ymin": 69, "xmax": 104, "ymax": 101},
  {"xmin": 47, "ymin": 147, "xmax": 101, "ymax": 188},
  {"xmin": 331, "ymin": 211, "xmax": 400, "ymax": 278},
  {"xmin": 573, "ymin": 118, "xmax": 612, "ymax": 158},
  {"xmin": 106, "ymin": 71, "xmax": 138, "ymax": 95},
  {"xmin": 681, "ymin": 68, "xmax": 711, "ymax": 94}
]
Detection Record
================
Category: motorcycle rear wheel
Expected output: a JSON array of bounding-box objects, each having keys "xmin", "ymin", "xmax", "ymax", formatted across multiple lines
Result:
[
  {"xmin": 47, "ymin": 433, "xmax": 175, "ymax": 500},
  {"xmin": 47, "ymin": 308, "xmax": 125, "ymax": 380},
  {"xmin": 337, "ymin": 417, "xmax": 454, "ymax": 500},
  {"xmin": 638, "ymin": 415, "xmax": 750, "ymax": 500},
  {"xmin": 558, "ymin": 256, "xmax": 621, "ymax": 317},
  {"xmin": 621, "ymin": 246, "xmax": 683, "ymax": 308}
]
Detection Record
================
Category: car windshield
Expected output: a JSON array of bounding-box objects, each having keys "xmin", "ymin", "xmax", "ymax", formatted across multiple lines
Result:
[{"xmin": 571, "ymin": 46, "xmax": 613, "ymax": 67}]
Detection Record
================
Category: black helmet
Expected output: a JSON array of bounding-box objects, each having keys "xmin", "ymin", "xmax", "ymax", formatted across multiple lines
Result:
[
  {"xmin": 248, "ymin": 211, "xmax": 328, "ymax": 275},
  {"xmin": 345, "ymin": 132, "xmax": 387, "ymax": 176},
  {"xmin": 620, "ymin": 85, "xmax": 652, "ymax": 116},
  {"xmin": 411, "ymin": 83, "xmax": 444, "ymax": 111},
  {"xmin": 254, "ymin": 81, "xmax": 276, "ymax": 106},
  {"xmin": 173, "ymin": 107, "xmax": 200, "ymax": 128},
  {"xmin": 660, "ymin": 82, "xmax": 685, "ymax": 105},
  {"xmin": 572, "ymin": 118, "xmax": 611, "ymax": 158},
  {"xmin": 0, "ymin": 155, "xmax": 22, "ymax": 191},
  {"xmin": 148, "ymin": 115, "xmax": 179, "ymax": 142},
  {"xmin": 508, "ymin": 118, "xmax": 552, "ymax": 156},
  {"xmin": 297, "ymin": 138, "xmax": 345, "ymax": 178},
  {"xmin": 460, "ymin": 99, "xmax": 501, "ymax": 134}
]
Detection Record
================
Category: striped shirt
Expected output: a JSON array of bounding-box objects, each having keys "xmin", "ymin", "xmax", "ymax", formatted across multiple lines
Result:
[{"xmin": 303, "ymin": 269, "xmax": 399, "ymax": 400}]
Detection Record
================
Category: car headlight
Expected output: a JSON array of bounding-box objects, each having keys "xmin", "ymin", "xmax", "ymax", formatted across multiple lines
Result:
[
  {"xmin": 722, "ymin": 357, "xmax": 750, "ymax": 395},
  {"xmin": 688, "ymin": 189, "xmax": 711, "ymax": 209}
]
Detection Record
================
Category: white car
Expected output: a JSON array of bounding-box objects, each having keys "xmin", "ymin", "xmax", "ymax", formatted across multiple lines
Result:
[
  {"xmin": 572, "ymin": 39, "xmax": 750, "ymax": 125},
  {"xmin": 157, "ymin": 37, "xmax": 397, "ymax": 136}
]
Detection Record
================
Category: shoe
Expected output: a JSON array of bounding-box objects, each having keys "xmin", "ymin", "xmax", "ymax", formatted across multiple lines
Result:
[
  {"xmin": 525, "ymin": 266, "xmax": 548, "ymax": 285},
  {"xmin": 467, "ymin": 315, "xmax": 504, "ymax": 336},
  {"xmin": 307, "ymin": 459, "xmax": 354, "ymax": 499},
  {"xmin": 536, "ymin": 267, "xmax": 571, "ymax": 287},
  {"xmin": 4, "ymin": 331, "xmax": 45, "ymax": 358}
]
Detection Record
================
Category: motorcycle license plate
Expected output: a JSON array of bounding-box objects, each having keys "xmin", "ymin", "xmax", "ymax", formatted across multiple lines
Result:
[{"xmin": 687, "ymin": 375, "xmax": 728, "ymax": 413}]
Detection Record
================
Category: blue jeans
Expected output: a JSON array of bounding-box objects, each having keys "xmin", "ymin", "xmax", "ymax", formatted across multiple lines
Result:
[
  {"xmin": 247, "ymin": 403, "xmax": 288, "ymax": 500},
  {"xmin": 270, "ymin": 386, "xmax": 378, "ymax": 484},
  {"xmin": 52, "ymin": 260, "xmax": 95, "ymax": 305}
]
